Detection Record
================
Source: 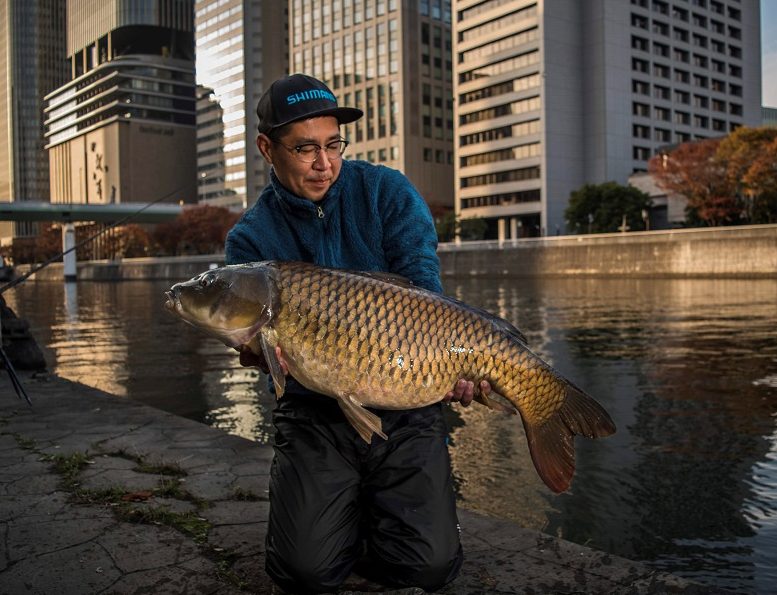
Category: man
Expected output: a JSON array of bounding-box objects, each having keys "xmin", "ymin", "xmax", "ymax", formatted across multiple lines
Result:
[{"xmin": 225, "ymin": 74, "xmax": 487, "ymax": 594}]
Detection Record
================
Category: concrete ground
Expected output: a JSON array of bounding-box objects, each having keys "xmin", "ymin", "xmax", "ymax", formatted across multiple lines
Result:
[{"xmin": 0, "ymin": 371, "xmax": 733, "ymax": 594}]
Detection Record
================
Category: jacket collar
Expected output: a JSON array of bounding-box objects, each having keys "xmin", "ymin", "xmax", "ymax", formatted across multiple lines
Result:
[{"xmin": 269, "ymin": 162, "xmax": 348, "ymax": 218}]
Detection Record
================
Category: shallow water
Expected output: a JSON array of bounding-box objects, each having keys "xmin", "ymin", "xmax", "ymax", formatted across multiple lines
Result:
[{"xmin": 6, "ymin": 276, "xmax": 777, "ymax": 593}]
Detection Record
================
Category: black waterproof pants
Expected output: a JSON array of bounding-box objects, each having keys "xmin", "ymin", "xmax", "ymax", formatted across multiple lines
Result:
[{"xmin": 265, "ymin": 394, "xmax": 463, "ymax": 595}]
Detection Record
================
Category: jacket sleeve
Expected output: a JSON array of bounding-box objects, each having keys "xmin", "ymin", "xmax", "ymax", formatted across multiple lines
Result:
[{"xmin": 376, "ymin": 167, "xmax": 442, "ymax": 293}]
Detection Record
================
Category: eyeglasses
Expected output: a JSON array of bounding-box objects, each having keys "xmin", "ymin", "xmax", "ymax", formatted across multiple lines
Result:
[{"xmin": 271, "ymin": 138, "xmax": 349, "ymax": 163}]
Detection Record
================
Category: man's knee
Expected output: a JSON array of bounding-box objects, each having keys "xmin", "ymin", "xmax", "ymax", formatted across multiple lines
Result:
[
  {"xmin": 367, "ymin": 544, "xmax": 463, "ymax": 591},
  {"xmin": 266, "ymin": 537, "xmax": 357, "ymax": 594}
]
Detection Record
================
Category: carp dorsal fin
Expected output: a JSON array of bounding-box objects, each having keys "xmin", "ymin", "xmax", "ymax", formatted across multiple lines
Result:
[
  {"xmin": 344, "ymin": 269, "xmax": 416, "ymax": 289},
  {"xmin": 436, "ymin": 294, "xmax": 529, "ymax": 345},
  {"xmin": 260, "ymin": 328, "xmax": 285, "ymax": 399},
  {"xmin": 336, "ymin": 393, "xmax": 388, "ymax": 443}
]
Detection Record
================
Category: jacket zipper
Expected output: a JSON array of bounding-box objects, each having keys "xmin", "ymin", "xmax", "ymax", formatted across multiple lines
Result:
[{"xmin": 316, "ymin": 205, "xmax": 324, "ymax": 219}]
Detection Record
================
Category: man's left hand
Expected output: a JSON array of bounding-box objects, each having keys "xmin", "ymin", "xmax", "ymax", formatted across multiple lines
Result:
[{"xmin": 443, "ymin": 379, "xmax": 491, "ymax": 407}]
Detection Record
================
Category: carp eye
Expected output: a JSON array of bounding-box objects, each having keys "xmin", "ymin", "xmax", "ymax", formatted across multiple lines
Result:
[{"xmin": 200, "ymin": 274, "xmax": 216, "ymax": 288}]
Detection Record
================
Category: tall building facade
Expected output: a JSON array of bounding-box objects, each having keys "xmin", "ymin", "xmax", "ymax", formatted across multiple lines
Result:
[
  {"xmin": 44, "ymin": 0, "xmax": 197, "ymax": 207},
  {"xmin": 453, "ymin": 0, "xmax": 762, "ymax": 238},
  {"xmin": 288, "ymin": 0, "xmax": 455, "ymax": 213},
  {"xmin": 195, "ymin": 0, "xmax": 287, "ymax": 209},
  {"xmin": 0, "ymin": 0, "xmax": 67, "ymax": 247}
]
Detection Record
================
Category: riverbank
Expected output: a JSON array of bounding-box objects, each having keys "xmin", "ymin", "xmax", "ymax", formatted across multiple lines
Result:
[
  {"xmin": 0, "ymin": 371, "xmax": 726, "ymax": 594},
  {"xmin": 11, "ymin": 223, "xmax": 777, "ymax": 282}
]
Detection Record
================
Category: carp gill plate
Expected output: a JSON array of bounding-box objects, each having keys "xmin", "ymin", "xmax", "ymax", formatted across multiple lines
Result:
[{"xmin": 164, "ymin": 261, "xmax": 616, "ymax": 493}]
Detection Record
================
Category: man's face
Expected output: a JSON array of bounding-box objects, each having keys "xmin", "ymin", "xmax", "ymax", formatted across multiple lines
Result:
[{"xmin": 258, "ymin": 116, "xmax": 343, "ymax": 202}]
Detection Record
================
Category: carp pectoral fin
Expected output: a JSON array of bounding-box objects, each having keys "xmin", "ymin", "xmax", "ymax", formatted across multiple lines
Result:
[
  {"xmin": 337, "ymin": 394, "xmax": 388, "ymax": 443},
  {"xmin": 259, "ymin": 330, "xmax": 285, "ymax": 399},
  {"xmin": 474, "ymin": 390, "xmax": 518, "ymax": 415}
]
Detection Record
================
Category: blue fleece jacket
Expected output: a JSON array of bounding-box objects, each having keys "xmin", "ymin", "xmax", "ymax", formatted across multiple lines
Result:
[
  {"xmin": 225, "ymin": 159, "xmax": 442, "ymax": 398},
  {"xmin": 225, "ymin": 159, "xmax": 441, "ymax": 293}
]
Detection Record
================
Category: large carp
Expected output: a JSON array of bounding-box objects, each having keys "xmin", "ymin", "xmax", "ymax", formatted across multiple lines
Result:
[{"xmin": 165, "ymin": 261, "xmax": 615, "ymax": 493}]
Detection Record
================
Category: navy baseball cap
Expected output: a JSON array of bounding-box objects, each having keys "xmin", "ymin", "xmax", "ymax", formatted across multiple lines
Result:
[{"xmin": 256, "ymin": 74, "xmax": 363, "ymax": 135}]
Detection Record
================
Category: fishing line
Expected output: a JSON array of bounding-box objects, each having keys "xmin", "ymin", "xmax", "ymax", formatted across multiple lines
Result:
[{"xmin": 0, "ymin": 186, "xmax": 187, "ymax": 404}]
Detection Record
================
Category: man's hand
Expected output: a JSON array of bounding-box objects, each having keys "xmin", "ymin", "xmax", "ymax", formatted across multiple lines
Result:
[
  {"xmin": 237, "ymin": 346, "xmax": 289, "ymax": 376},
  {"xmin": 443, "ymin": 379, "xmax": 491, "ymax": 407}
]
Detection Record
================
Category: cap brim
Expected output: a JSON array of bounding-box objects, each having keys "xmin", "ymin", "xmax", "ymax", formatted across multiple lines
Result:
[{"xmin": 273, "ymin": 107, "xmax": 363, "ymax": 130}]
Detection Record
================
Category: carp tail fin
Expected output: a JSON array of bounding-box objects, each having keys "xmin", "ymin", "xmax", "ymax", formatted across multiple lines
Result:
[
  {"xmin": 522, "ymin": 383, "xmax": 616, "ymax": 493},
  {"xmin": 337, "ymin": 393, "xmax": 388, "ymax": 443}
]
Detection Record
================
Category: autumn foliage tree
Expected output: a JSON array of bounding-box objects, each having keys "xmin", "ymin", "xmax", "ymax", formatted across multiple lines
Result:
[
  {"xmin": 717, "ymin": 127, "xmax": 777, "ymax": 223},
  {"xmin": 648, "ymin": 127, "xmax": 777, "ymax": 226},
  {"xmin": 153, "ymin": 205, "xmax": 241, "ymax": 255}
]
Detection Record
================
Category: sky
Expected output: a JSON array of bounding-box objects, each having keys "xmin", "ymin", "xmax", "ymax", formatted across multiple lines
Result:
[{"xmin": 763, "ymin": 2, "xmax": 777, "ymax": 106}]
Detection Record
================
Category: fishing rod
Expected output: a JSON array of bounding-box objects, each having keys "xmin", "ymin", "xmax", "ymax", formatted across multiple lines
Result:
[{"xmin": 0, "ymin": 186, "xmax": 187, "ymax": 404}]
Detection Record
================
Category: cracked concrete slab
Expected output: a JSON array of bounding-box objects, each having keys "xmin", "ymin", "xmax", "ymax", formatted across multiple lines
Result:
[{"xmin": 1, "ymin": 372, "xmax": 728, "ymax": 594}]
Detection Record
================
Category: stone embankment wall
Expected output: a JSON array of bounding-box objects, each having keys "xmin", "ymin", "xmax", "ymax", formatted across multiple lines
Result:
[
  {"xmin": 12, "ymin": 224, "xmax": 777, "ymax": 281},
  {"xmin": 438, "ymin": 224, "xmax": 777, "ymax": 278}
]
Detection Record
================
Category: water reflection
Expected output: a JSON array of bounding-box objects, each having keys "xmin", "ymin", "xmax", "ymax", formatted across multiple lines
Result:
[
  {"xmin": 6, "ymin": 276, "xmax": 777, "ymax": 593},
  {"xmin": 443, "ymin": 277, "xmax": 777, "ymax": 593}
]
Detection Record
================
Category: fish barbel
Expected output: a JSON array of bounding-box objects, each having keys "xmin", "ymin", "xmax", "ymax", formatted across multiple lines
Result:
[{"xmin": 164, "ymin": 261, "xmax": 616, "ymax": 493}]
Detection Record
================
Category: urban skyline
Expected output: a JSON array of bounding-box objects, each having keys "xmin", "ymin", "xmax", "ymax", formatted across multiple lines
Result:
[{"xmin": 0, "ymin": 0, "xmax": 775, "ymax": 255}]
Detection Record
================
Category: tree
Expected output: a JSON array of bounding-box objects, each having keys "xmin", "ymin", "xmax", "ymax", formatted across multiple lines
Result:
[
  {"xmin": 648, "ymin": 128, "xmax": 777, "ymax": 226},
  {"xmin": 647, "ymin": 138, "xmax": 738, "ymax": 226},
  {"xmin": 743, "ymin": 136, "xmax": 777, "ymax": 222},
  {"xmin": 104, "ymin": 224, "xmax": 152, "ymax": 258},
  {"xmin": 435, "ymin": 211, "xmax": 487, "ymax": 242},
  {"xmin": 717, "ymin": 127, "xmax": 777, "ymax": 223},
  {"xmin": 153, "ymin": 205, "xmax": 241, "ymax": 255},
  {"xmin": 565, "ymin": 182, "xmax": 651, "ymax": 234}
]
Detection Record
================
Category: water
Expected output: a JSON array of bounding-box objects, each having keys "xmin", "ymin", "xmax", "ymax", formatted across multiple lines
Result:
[{"xmin": 5, "ymin": 276, "xmax": 777, "ymax": 593}]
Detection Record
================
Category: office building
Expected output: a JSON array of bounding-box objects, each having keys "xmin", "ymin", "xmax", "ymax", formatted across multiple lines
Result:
[
  {"xmin": 0, "ymin": 0, "xmax": 67, "ymax": 248},
  {"xmin": 763, "ymin": 106, "xmax": 777, "ymax": 127},
  {"xmin": 288, "ymin": 0, "xmax": 455, "ymax": 213},
  {"xmin": 44, "ymin": 0, "xmax": 197, "ymax": 207},
  {"xmin": 195, "ymin": 0, "xmax": 287, "ymax": 209},
  {"xmin": 453, "ymin": 0, "xmax": 762, "ymax": 238}
]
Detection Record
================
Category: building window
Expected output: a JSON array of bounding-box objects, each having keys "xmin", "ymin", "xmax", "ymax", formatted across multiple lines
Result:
[
  {"xmin": 631, "ymin": 35, "xmax": 649, "ymax": 51},
  {"xmin": 654, "ymin": 85, "xmax": 670, "ymax": 100},
  {"xmin": 633, "ymin": 146, "xmax": 651, "ymax": 160},
  {"xmin": 632, "ymin": 57, "xmax": 649, "ymax": 73},
  {"xmin": 674, "ymin": 111, "xmax": 690, "ymax": 125},
  {"xmin": 674, "ymin": 27, "xmax": 689, "ymax": 42},
  {"xmin": 655, "ymin": 128, "xmax": 671, "ymax": 142},
  {"xmin": 633, "ymin": 124, "xmax": 650, "ymax": 138},
  {"xmin": 633, "ymin": 79, "xmax": 650, "ymax": 95},
  {"xmin": 633, "ymin": 102, "xmax": 650, "ymax": 117},
  {"xmin": 652, "ymin": 20, "xmax": 668, "ymax": 36},
  {"xmin": 654, "ymin": 42, "xmax": 670, "ymax": 57},
  {"xmin": 654, "ymin": 63, "xmax": 670, "ymax": 78}
]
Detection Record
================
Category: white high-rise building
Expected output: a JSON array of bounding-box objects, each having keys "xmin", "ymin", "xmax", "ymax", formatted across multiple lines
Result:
[
  {"xmin": 453, "ymin": 0, "xmax": 762, "ymax": 237},
  {"xmin": 195, "ymin": 0, "xmax": 287, "ymax": 209}
]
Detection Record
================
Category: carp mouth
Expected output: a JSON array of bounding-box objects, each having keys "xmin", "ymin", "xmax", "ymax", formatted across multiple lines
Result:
[{"xmin": 164, "ymin": 290, "xmax": 178, "ymax": 313}]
